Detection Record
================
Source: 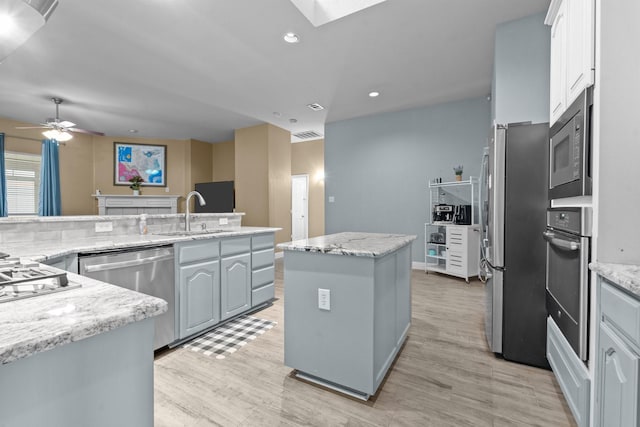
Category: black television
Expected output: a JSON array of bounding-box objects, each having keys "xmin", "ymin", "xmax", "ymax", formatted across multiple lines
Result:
[{"xmin": 194, "ymin": 181, "xmax": 235, "ymax": 213}]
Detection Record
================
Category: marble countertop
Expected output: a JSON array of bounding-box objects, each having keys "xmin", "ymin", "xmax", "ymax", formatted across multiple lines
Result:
[
  {"xmin": 277, "ymin": 232, "xmax": 417, "ymax": 257},
  {"xmin": 0, "ymin": 272, "xmax": 167, "ymax": 365},
  {"xmin": 0, "ymin": 226, "xmax": 279, "ymax": 366},
  {"xmin": 4, "ymin": 226, "xmax": 281, "ymax": 261},
  {"xmin": 590, "ymin": 262, "xmax": 640, "ymax": 297}
]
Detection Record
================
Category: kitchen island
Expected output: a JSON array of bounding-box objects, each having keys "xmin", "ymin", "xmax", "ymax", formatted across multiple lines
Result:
[
  {"xmin": 0, "ymin": 271, "xmax": 167, "ymax": 427},
  {"xmin": 0, "ymin": 213, "xmax": 279, "ymax": 427},
  {"xmin": 278, "ymin": 232, "xmax": 416, "ymax": 400}
]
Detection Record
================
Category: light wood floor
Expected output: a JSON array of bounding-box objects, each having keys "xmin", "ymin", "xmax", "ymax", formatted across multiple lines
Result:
[{"xmin": 154, "ymin": 259, "xmax": 576, "ymax": 426}]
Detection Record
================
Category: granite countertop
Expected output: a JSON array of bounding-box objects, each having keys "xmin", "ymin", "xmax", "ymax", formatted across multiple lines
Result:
[
  {"xmin": 0, "ymin": 273, "xmax": 167, "ymax": 365},
  {"xmin": 277, "ymin": 232, "xmax": 417, "ymax": 257},
  {"xmin": 590, "ymin": 262, "xmax": 640, "ymax": 297},
  {"xmin": 0, "ymin": 226, "xmax": 280, "ymax": 366},
  {"xmin": 4, "ymin": 226, "xmax": 281, "ymax": 261}
]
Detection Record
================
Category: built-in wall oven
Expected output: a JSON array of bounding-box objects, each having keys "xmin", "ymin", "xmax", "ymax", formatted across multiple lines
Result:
[
  {"xmin": 549, "ymin": 87, "xmax": 593, "ymax": 199},
  {"xmin": 543, "ymin": 207, "xmax": 591, "ymax": 361}
]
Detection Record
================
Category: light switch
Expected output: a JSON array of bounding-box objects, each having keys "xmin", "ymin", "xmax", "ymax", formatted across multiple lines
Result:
[
  {"xmin": 318, "ymin": 288, "xmax": 331, "ymax": 311},
  {"xmin": 328, "ymin": 196, "xmax": 335, "ymax": 203}
]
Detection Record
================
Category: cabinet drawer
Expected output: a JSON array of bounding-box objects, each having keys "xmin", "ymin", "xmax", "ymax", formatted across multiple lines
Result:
[
  {"xmin": 252, "ymin": 283, "xmax": 274, "ymax": 307},
  {"xmin": 601, "ymin": 280, "xmax": 640, "ymax": 348},
  {"xmin": 547, "ymin": 317, "xmax": 590, "ymax": 427},
  {"xmin": 177, "ymin": 239, "xmax": 219, "ymax": 264},
  {"xmin": 221, "ymin": 236, "xmax": 251, "ymax": 257},
  {"xmin": 252, "ymin": 233, "xmax": 274, "ymax": 250},
  {"xmin": 253, "ymin": 248, "xmax": 274, "ymax": 270},
  {"xmin": 252, "ymin": 266, "xmax": 274, "ymax": 289}
]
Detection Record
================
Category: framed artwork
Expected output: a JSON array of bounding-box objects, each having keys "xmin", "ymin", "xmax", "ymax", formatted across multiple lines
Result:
[{"xmin": 114, "ymin": 142, "xmax": 167, "ymax": 187}]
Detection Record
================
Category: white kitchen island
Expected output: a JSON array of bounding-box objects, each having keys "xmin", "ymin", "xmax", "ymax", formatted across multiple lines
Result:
[{"xmin": 278, "ymin": 232, "xmax": 416, "ymax": 400}]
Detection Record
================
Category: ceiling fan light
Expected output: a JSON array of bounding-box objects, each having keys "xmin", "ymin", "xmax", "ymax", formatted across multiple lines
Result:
[{"xmin": 43, "ymin": 129, "xmax": 72, "ymax": 141}]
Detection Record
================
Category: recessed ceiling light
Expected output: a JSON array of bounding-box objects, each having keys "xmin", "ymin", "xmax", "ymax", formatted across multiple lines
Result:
[
  {"xmin": 307, "ymin": 103, "xmax": 324, "ymax": 111},
  {"xmin": 289, "ymin": 118, "xmax": 298, "ymax": 123},
  {"xmin": 273, "ymin": 111, "xmax": 282, "ymax": 118},
  {"xmin": 369, "ymin": 91, "xmax": 380, "ymax": 98},
  {"xmin": 129, "ymin": 129, "xmax": 138, "ymax": 133},
  {"xmin": 283, "ymin": 32, "xmax": 300, "ymax": 43}
]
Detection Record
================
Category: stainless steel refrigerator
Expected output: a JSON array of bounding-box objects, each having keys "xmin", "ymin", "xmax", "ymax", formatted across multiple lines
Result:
[{"xmin": 480, "ymin": 122, "xmax": 549, "ymax": 368}]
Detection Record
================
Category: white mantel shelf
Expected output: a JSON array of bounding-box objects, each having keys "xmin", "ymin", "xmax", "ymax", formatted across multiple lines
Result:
[{"xmin": 94, "ymin": 194, "xmax": 180, "ymax": 215}]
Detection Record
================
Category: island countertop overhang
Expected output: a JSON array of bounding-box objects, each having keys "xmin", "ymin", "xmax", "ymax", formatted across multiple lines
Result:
[{"xmin": 277, "ymin": 232, "xmax": 417, "ymax": 258}]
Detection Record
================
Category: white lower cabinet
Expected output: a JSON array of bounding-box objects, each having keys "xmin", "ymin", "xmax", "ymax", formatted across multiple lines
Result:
[
  {"xmin": 595, "ymin": 278, "xmax": 640, "ymax": 426},
  {"xmin": 251, "ymin": 233, "xmax": 275, "ymax": 307},
  {"xmin": 546, "ymin": 317, "xmax": 590, "ymax": 427},
  {"xmin": 179, "ymin": 259, "xmax": 220, "ymax": 339},
  {"xmin": 175, "ymin": 233, "xmax": 275, "ymax": 341},
  {"xmin": 425, "ymin": 224, "xmax": 479, "ymax": 282},
  {"xmin": 221, "ymin": 253, "xmax": 251, "ymax": 320},
  {"xmin": 176, "ymin": 239, "xmax": 221, "ymax": 340}
]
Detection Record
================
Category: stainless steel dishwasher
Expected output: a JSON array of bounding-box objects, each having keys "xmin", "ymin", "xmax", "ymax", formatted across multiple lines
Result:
[{"xmin": 79, "ymin": 245, "xmax": 175, "ymax": 350}]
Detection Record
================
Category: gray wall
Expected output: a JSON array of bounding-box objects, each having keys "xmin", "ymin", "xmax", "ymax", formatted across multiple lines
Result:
[
  {"xmin": 492, "ymin": 12, "xmax": 550, "ymax": 125},
  {"xmin": 325, "ymin": 97, "xmax": 490, "ymax": 263}
]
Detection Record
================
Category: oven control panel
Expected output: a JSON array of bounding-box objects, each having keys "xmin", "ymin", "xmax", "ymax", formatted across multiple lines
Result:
[{"xmin": 547, "ymin": 207, "xmax": 592, "ymax": 236}]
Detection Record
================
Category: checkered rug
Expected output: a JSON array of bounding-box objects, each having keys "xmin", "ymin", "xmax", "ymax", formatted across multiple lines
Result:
[{"xmin": 182, "ymin": 315, "xmax": 277, "ymax": 359}]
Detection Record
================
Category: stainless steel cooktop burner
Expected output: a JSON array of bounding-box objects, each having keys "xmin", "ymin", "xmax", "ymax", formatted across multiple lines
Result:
[{"xmin": 0, "ymin": 258, "xmax": 80, "ymax": 303}]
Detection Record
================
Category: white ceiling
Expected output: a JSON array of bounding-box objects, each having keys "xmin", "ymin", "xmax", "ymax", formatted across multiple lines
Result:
[{"xmin": 0, "ymin": 0, "xmax": 549, "ymax": 143}]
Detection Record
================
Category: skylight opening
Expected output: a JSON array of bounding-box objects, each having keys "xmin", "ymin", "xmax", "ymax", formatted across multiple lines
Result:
[{"xmin": 289, "ymin": 0, "xmax": 388, "ymax": 27}]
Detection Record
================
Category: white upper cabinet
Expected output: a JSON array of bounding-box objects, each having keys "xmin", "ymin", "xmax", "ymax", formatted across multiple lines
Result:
[
  {"xmin": 549, "ymin": 1, "xmax": 567, "ymax": 124},
  {"xmin": 546, "ymin": 0, "xmax": 595, "ymax": 125}
]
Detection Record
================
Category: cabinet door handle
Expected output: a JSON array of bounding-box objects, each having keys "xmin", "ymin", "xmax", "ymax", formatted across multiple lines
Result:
[{"xmin": 605, "ymin": 348, "xmax": 615, "ymax": 357}]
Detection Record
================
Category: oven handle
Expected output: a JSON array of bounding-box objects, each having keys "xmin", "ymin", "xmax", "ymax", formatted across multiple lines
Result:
[{"xmin": 542, "ymin": 231, "xmax": 580, "ymax": 251}]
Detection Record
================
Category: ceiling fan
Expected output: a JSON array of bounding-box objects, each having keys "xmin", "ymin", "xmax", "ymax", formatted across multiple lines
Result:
[{"xmin": 16, "ymin": 97, "xmax": 104, "ymax": 141}]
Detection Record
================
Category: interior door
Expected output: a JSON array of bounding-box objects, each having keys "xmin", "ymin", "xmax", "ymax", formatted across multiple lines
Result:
[{"xmin": 291, "ymin": 174, "xmax": 309, "ymax": 241}]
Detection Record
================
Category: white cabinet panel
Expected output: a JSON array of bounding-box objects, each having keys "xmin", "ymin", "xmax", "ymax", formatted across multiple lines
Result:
[
  {"xmin": 549, "ymin": 0, "xmax": 567, "ymax": 125},
  {"xmin": 547, "ymin": 0, "xmax": 595, "ymax": 125},
  {"xmin": 566, "ymin": 0, "xmax": 595, "ymax": 106},
  {"xmin": 425, "ymin": 224, "xmax": 479, "ymax": 282}
]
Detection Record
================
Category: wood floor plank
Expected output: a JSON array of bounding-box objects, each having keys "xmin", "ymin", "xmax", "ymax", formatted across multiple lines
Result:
[{"xmin": 154, "ymin": 260, "xmax": 576, "ymax": 426}]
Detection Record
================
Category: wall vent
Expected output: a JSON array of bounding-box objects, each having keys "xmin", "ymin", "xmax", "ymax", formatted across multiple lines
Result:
[{"xmin": 293, "ymin": 130, "xmax": 323, "ymax": 140}]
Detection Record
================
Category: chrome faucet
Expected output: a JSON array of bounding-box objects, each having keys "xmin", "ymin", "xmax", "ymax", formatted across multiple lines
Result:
[{"xmin": 185, "ymin": 191, "xmax": 206, "ymax": 231}]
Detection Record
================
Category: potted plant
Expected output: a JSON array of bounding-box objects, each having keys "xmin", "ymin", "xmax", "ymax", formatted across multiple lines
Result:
[
  {"xmin": 453, "ymin": 165, "xmax": 463, "ymax": 181},
  {"xmin": 128, "ymin": 175, "xmax": 144, "ymax": 195}
]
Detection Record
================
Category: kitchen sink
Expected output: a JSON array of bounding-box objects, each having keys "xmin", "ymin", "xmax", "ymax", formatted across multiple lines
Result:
[{"xmin": 154, "ymin": 229, "xmax": 229, "ymax": 237}]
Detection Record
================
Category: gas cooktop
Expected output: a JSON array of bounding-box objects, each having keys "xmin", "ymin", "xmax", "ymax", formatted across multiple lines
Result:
[{"xmin": 0, "ymin": 258, "xmax": 80, "ymax": 304}]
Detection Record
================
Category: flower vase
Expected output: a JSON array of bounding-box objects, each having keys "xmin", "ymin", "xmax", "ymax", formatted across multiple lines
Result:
[
  {"xmin": 133, "ymin": 190, "xmax": 140, "ymax": 196},
  {"xmin": 455, "ymin": 174, "xmax": 462, "ymax": 182}
]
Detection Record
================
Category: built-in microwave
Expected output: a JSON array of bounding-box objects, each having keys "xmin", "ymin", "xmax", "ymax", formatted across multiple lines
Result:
[{"xmin": 548, "ymin": 87, "xmax": 593, "ymax": 200}]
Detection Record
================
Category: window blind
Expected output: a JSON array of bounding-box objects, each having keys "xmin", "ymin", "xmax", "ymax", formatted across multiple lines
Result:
[{"xmin": 5, "ymin": 151, "xmax": 41, "ymax": 215}]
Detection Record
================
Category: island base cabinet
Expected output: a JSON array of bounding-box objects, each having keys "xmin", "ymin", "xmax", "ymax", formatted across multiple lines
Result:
[
  {"xmin": 284, "ymin": 244, "xmax": 411, "ymax": 398},
  {"xmin": 0, "ymin": 319, "xmax": 154, "ymax": 427},
  {"xmin": 178, "ymin": 260, "xmax": 220, "ymax": 339}
]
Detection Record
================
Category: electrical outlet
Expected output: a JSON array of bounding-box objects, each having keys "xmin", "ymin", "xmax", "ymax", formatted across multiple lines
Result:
[
  {"xmin": 95, "ymin": 222, "xmax": 113, "ymax": 233},
  {"xmin": 165, "ymin": 187, "xmax": 170, "ymax": 193},
  {"xmin": 318, "ymin": 288, "xmax": 331, "ymax": 311},
  {"xmin": 219, "ymin": 217, "xmax": 228, "ymax": 225}
]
